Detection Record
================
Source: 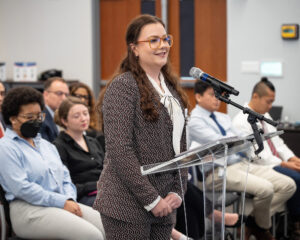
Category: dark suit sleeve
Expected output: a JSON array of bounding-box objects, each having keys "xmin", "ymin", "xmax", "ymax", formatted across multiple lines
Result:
[
  {"xmin": 40, "ymin": 109, "xmax": 58, "ymax": 142},
  {"xmin": 103, "ymin": 78, "xmax": 159, "ymax": 207},
  {"xmin": 40, "ymin": 123, "xmax": 51, "ymax": 142}
]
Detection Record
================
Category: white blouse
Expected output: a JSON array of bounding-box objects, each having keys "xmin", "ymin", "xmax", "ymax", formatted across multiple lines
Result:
[{"xmin": 147, "ymin": 73, "xmax": 185, "ymax": 155}]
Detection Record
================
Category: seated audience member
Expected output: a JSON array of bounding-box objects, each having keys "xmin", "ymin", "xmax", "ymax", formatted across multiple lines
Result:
[
  {"xmin": 41, "ymin": 77, "xmax": 69, "ymax": 142},
  {"xmin": 0, "ymin": 81, "xmax": 6, "ymax": 137},
  {"xmin": 53, "ymin": 96, "xmax": 104, "ymax": 207},
  {"xmin": 187, "ymin": 80, "xmax": 296, "ymax": 240},
  {"xmin": 0, "ymin": 87, "xmax": 105, "ymax": 240},
  {"xmin": 53, "ymin": 97, "xmax": 192, "ymax": 239},
  {"xmin": 233, "ymin": 77, "xmax": 300, "ymax": 239},
  {"xmin": 70, "ymin": 82, "xmax": 105, "ymax": 150},
  {"xmin": 69, "ymin": 82, "xmax": 100, "ymax": 134}
]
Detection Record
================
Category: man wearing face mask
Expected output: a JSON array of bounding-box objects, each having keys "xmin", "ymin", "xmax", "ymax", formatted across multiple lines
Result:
[{"xmin": 0, "ymin": 87, "xmax": 105, "ymax": 240}]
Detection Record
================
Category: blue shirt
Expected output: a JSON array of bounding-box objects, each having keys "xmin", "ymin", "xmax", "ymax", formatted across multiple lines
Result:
[
  {"xmin": 0, "ymin": 128, "xmax": 77, "ymax": 208},
  {"xmin": 187, "ymin": 105, "xmax": 244, "ymax": 165}
]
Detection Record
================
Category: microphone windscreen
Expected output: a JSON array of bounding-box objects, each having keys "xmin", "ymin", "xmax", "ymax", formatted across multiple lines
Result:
[{"xmin": 189, "ymin": 67, "xmax": 203, "ymax": 79}]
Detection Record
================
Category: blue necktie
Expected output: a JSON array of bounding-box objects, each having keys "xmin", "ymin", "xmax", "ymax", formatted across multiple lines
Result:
[{"xmin": 210, "ymin": 113, "xmax": 226, "ymax": 136}]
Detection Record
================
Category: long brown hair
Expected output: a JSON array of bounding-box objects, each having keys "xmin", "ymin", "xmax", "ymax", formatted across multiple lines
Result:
[
  {"xmin": 97, "ymin": 14, "xmax": 188, "ymax": 129},
  {"xmin": 69, "ymin": 82, "xmax": 100, "ymax": 131}
]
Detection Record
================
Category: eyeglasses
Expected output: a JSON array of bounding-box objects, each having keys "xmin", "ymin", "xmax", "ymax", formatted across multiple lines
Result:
[
  {"xmin": 73, "ymin": 94, "xmax": 90, "ymax": 101},
  {"xmin": 47, "ymin": 91, "xmax": 69, "ymax": 97},
  {"xmin": 137, "ymin": 34, "xmax": 173, "ymax": 50},
  {"xmin": 0, "ymin": 91, "xmax": 5, "ymax": 97},
  {"xmin": 18, "ymin": 112, "xmax": 46, "ymax": 121}
]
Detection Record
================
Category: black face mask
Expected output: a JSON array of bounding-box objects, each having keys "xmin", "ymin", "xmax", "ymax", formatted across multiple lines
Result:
[{"xmin": 20, "ymin": 120, "xmax": 42, "ymax": 138}]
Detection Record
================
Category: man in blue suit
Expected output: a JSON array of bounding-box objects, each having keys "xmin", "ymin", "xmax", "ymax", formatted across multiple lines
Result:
[{"xmin": 41, "ymin": 77, "xmax": 69, "ymax": 142}]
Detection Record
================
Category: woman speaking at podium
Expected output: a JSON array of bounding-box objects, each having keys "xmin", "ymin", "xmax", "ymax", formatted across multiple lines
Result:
[{"xmin": 94, "ymin": 14, "xmax": 188, "ymax": 239}]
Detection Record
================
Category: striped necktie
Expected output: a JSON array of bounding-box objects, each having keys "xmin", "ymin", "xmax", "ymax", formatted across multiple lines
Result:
[
  {"xmin": 210, "ymin": 112, "xmax": 226, "ymax": 136},
  {"xmin": 261, "ymin": 121, "xmax": 280, "ymax": 158}
]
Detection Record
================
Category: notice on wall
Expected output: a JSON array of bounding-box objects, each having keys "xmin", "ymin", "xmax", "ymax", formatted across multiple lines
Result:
[
  {"xmin": 241, "ymin": 61, "xmax": 260, "ymax": 74},
  {"xmin": 0, "ymin": 63, "xmax": 6, "ymax": 81},
  {"xmin": 14, "ymin": 62, "xmax": 37, "ymax": 81}
]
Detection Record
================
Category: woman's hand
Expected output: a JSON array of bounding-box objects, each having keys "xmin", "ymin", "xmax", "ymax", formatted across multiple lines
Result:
[
  {"xmin": 164, "ymin": 193, "xmax": 182, "ymax": 210},
  {"xmin": 64, "ymin": 200, "xmax": 83, "ymax": 217},
  {"xmin": 151, "ymin": 198, "xmax": 172, "ymax": 217}
]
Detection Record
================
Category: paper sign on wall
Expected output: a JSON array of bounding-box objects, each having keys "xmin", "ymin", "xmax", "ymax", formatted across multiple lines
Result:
[
  {"xmin": 0, "ymin": 63, "xmax": 6, "ymax": 81},
  {"xmin": 14, "ymin": 62, "xmax": 37, "ymax": 81}
]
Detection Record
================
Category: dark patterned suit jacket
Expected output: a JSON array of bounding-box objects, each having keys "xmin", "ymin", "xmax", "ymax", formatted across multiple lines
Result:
[{"xmin": 93, "ymin": 72, "xmax": 188, "ymax": 224}]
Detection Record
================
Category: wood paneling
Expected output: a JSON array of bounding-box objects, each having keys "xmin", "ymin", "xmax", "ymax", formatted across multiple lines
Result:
[
  {"xmin": 194, "ymin": 0, "xmax": 227, "ymax": 78},
  {"xmin": 100, "ymin": 0, "xmax": 141, "ymax": 80},
  {"xmin": 167, "ymin": 1, "xmax": 197, "ymax": 112},
  {"xmin": 184, "ymin": 83, "xmax": 196, "ymax": 112},
  {"xmin": 99, "ymin": 0, "xmax": 227, "ymax": 112},
  {"xmin": 194, "ymin": 0, "xmax": 227, "ymax": 112},
  {"xmin": 168, "ymin": 0, "xmax": 180, "ymax": 76},
  {"xmin": 155, "ymin": 0, "xmax": 161, "ymax": 18},
  {"xmin": 168, "ymin": 1, "xmax": 195, "ymax": 111}
]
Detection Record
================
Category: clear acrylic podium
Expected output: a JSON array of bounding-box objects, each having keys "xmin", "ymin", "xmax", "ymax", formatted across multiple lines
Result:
[{"xmin": 141, "ymin": 131, "xmax": 283, "ymax": 240}]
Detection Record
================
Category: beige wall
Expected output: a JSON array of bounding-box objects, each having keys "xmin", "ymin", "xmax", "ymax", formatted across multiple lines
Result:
[{"xmin": 0, "ymin": 0, "xmax": 94, "ymax": 88}]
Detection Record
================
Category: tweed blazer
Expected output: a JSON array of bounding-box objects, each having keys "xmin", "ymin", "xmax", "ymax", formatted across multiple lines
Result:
[{"xmin": 93, "ymin": 72, "xmax": 188, "ymax": 224}]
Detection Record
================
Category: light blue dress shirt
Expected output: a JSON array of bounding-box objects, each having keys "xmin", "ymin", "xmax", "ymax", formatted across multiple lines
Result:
[
  {"xmin": 188, "ymin": 105, "xmax": 244, "ymax": 165},
  {"xmin": 0, "ymin": 128, "xmax": 77, "ymax": 208}
]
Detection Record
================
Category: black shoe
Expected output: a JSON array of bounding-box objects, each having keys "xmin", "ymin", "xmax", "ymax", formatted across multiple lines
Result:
[{"xmin": 245, "ymin": 216, "xmax": 276, "ymax": 240}]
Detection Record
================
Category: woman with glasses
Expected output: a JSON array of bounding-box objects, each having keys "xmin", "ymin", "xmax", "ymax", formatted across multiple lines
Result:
[
  {"xmin": 53, "ymin": 96, "xmax": 104, "ymax": 207},
  {"xmin": 0, "ymin": 87, "xmax": 105, "ymax": 240},
  {"xmin": 69, "ymin": 82, "xmax": 100, "ymax": 133},
  {"xmin": 94, "ymin": 14, "xmax": 189, "ymax": 239},
  {"xmin": 69, "ymin": 82, "xmax": 105, "ymax": 151}
]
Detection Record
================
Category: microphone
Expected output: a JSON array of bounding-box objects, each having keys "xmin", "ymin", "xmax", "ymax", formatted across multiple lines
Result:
[{"xmin": 189, "ymin": 67, "xmax": 239, "ymax": 96}]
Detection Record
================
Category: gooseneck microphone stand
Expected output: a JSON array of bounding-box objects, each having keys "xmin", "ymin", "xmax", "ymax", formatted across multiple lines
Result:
[{"xmin": 212, "ymin": 84, "xmax": 278, "ymax": 155}]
